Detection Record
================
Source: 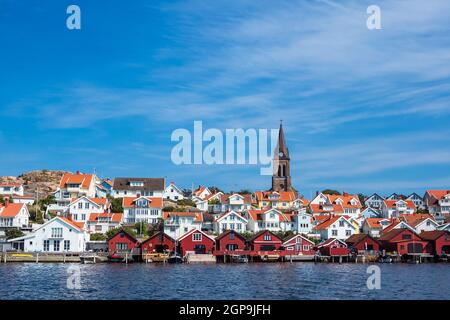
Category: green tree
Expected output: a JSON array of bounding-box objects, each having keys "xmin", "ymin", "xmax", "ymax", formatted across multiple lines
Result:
[
  {"xmin": 5, "ymin": 229, "xmax": 24, "ymax": 240},
  {"xmin": 322, "ymin": 189, "xmax": 341, "ymax": 195},
  {"xmin": 357, "ymin": 193, "xmax": 366, "ymax": 205},
  {"xmin": 90, "ymin": 233, "xmax": 107, "ymax": 241},
  {"xmin": 108, "ymin": 195, "xmax": 123, "ymax": 213},
  {"xmin": 177, "ymin": 199, "xmax": 196, "ymax": 207},
  {"xmin": 238, "ymin": 189, "xmax": 252, "ymax": 195},
  {"xmin": 106, "ymin": 226, "xmax": 137, "ymax": 239},
  {"xmin": 208, "ymin": 198, "xmax": 220, "ymax": 205},
  {"xmin": 208, "ymin": 186, "xmax": 223, "ymax": 194},
  {"xmin": 0, "ymin": 196, "xmax": 5, "ymax": 205},
  {"xmin": 28, "ymin": 207, "xmax": 44, "ymax": 224}
]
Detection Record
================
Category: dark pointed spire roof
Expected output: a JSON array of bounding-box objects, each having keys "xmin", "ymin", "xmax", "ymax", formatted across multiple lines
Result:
[{"xmin": 275, "ymin": 120, "xmax": 289, "ymax": 159}]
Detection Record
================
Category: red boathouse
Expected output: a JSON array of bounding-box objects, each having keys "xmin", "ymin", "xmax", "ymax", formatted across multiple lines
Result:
[
  {"xmin": 282, "ymin": 234, "xmax": 315, "ymax": 255},
  {"xmin": 345, "ymin": 233, "xmax": 380, "ymax": 253},
  {"xmin": 108, "ymin": 229, "xmax": 139, "ymax": 253},
  {"xmin": 419, "ymin": 230, "xmax": 450, "ymax": 256},
  {"xmin": 215, "ymin": 230, "xmax": 247, "ymax": 253},
  {"xmin": 177, "ymin": 229, "xmax": 215, "ymax": 256},
  {"xmin": 140, "ymin": 232, "xmax": 175, "ymax": 253},
  {"xmin": 317, "ymin": 238, "xmax": 349, "ymax": 256},
  {"xmin": 249, "ymin": 230, "xmax": 283, "ymax": 252},
  {"xmin": 378, "ymin": 228, "xmax": 432, "ymax": 255}
]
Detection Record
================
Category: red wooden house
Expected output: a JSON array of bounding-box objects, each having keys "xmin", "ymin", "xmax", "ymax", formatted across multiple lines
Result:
[
  {"xmin": 140, "ymin": 232, "xmax": 175, "ymax": 254},
  {"xmin": 282, "ymin": 234, "xmax": 315, "ymax": 255},
  {"xmin": 345, "ymin": 234, "xmax": 380, "ymax": 253},
  {"xmin": 419, "ymin": 230, "xmax": 450, "ymax": 256},
  {"xmin": 177, "ymin": 229, "xmax": 215, "ymax": 256},
  {"xmin": 215, "ymin": 230, "xmax": 247, "ymax": 253},
  {"xmin": 378, "ymin": 228, "xmax": 432, "ymax": 255},
  {"xmin": 249, "ymin": 230, "xmax": 283, "ymax": 252},
  {"xmin": 317, "ymin": 238, "xmax": 349, "ymax": 256},
  {"xmin": 108, "ymin": 229, "xmax": 139, "ymax": 253}
]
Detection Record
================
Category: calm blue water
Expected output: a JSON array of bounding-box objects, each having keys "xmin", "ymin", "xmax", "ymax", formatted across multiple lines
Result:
[{"xmin": 0, "ymin": 263, "xmax": 449, "ymax": 300}]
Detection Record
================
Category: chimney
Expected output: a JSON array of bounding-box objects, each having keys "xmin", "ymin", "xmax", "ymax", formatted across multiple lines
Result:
[
  {"xmin": 343, "ymin": 192, "xmax": 348, "ymax": 197},
  {"xmin": 5, "ymin": 197, "xmax": 9, "ymax": 207},
  {"xmin": 316, "ymin": 191, "xmax": 319, "ymax": 196},
  {"xmin": 76, "ymin": 171, "xmax": 80, "ymax": 174},
  {"xmin": 137, "ymin": 193, "xmax": 141, "ymax": 198}
]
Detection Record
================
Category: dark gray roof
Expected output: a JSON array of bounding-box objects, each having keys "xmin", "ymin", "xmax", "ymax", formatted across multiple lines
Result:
[{"xmin": 113, "ymin": 177, "xmax": 164, "ymax": 191}]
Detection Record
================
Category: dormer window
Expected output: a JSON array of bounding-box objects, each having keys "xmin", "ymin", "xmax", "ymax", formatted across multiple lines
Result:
[{"xmin": 130, "ymin": 181, "xmax": 144, "ymax": 187}]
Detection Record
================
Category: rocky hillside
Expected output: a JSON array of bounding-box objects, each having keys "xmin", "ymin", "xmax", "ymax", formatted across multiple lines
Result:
[{"xmin": 0, "ymin": 170, "xmax": 69, "ymax": 198}]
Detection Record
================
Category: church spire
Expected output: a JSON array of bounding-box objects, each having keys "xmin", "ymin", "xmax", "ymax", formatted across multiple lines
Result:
[{"xmin": 276, "ymin": 120, "xmax": 289, "ymax": 159}]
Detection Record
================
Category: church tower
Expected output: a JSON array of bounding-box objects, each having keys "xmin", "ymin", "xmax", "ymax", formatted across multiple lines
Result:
[{"xmin": 271, "ymin": 121, "xmax": 294, "ymax": 192}]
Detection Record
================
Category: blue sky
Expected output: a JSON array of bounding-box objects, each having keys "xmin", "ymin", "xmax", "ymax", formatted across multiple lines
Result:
[{"xmin": 1, "ymin": 0, "xmax": 450, "ymax": 198}]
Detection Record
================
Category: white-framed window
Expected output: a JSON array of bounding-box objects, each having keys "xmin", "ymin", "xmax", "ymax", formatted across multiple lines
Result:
[
  {"xmin": 64, "ymin": 240, "xmax": 70, "ymax": 251},
  {"xmin": 193, "ymin": 233, "xmax": 202, "ymax": 241},
  {"xmin": 332, "ymin": 230, "xmax": 338, "ymax": 236},
  {"xmin": 264, "ymin": 234, "xmax": 272, "ymax": 241},
  {"xmin": 43, "ymin": 240, "xmax": 50, "ymax": 251},
  {"xmin": 345, "ymin": 230, "xmax": 352, "ymax": 236},
  {"xmin": 53, "ymin": 240, "xmax": 60, "ymax": 251},
  {"xmin": 51, "ymin": 228, "xmax": 63, "ymax": 238}
]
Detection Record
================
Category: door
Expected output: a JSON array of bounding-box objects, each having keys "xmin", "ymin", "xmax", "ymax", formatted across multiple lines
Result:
[{"xmin": 194, "ymin": 244, "xmax": 206, "ymax": 254}]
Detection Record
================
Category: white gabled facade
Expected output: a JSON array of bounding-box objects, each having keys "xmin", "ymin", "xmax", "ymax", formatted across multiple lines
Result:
[
  {"xmin": 213, "ymin": 210, "xmax": 248, "ymax": 234},
  {"xmin": 0, "ymin": 202, "xmax": 30, "ymax": 229},
  {"xmin": 123, "ymin": 196, "xmax": 163, "ymax": 224},
  {"xmin": 407, "ymin": 193, "xmax": 425, "ymax": 210},
  {"xmin": 163, "ymin": 182, "xmax": 185, "ymax": 201},
  {"xmin": 364, "ymin": 193, "xmax": 384, "ymax": 209},
  {"xmin": 244, "ymin": 208, "xmax": 294, "ymax": 233},
  {"xmin": 313, "ymin": 215, "xmax": 356, "ymax": 240},
  {"xmin": 381, "ymin": 199, "xmax": 416, "ymax": 218},
  {"xmin": 0, "ymin": 184, "xmax": 24, "ymax": 197},
  {"xmin": 413, "ymin": 218, "xmax": 439, "ymax": 234},
  {"xmin": 293, "ymin": 210, "xmax": 313, "ymax": 234},
  {"xmin": 163, "ymin": 211, "xmax": 203, "ymax": 240},
  {"xmin": 68, "ymin": 196, "xmax": 107, "ymax": 223},
  {"xmin": 9, "ymin": 217, "xmax": 89, "ymax": 252}
]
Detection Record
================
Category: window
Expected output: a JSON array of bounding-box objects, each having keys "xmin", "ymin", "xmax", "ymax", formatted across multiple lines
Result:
[
  {"xmin": 81, "ymin": 214, "xmax": 86, "ymax": 221},
  {"xmin": 264, "ymin": 234, "xmax": 272, "ymax": 241},
  {"xmin": 303, "ymin": 245, "xmax": 309, "ymax": 251},
  {"xmin": 43, "ymin": 240, "xmax": 50, "ymax": 251},
  {"xmin": 73, "ymin": 214, "xmax": 78, "ymax": 221},
  {"xmin": 402, "ymin": 234, "xmax": 412, "ymax": 240},
  {"xmin": 85, "ymin": 202, "xmax": 89, "ymax": 209},
  {"xmin": 230, "ymin": 214, "xmax": 235, "ymax": 220},
  {"xmin": 230, "ymin": 223, "xmax": 235, "ymax": 230},
  {"xmin": 64, "ymin": 240, "xmax": 70, "ymax": 251},
  {"xmin": 53, "ymin": 240, "xmax": 60, "ymax": 251},
  {"xmin": 237, "ymin": 224, "xmax": 242, "ymax": 230},
  {"xmin": 193, "ymin": 233, "xmax": 202, "ymax": 241},
  {"xmin": 95, "ymin": 225, "xmax": 102, "ymax": 231},
  {"xmin": 51, "ymin": 228, "xmax": 63, "ymax": 238},
  {"xmin": 230, "ymin": 232, "xmax": 235, "ymax": 240},
  {"xmin": 346, "ymin": 230, "xmax": 351, "ymax": 236},
  {"xmin": 78, "ymin": 203, "xmax": 83, "ymax": 209},
  {"xmin": 116, "ymin": 243, "xmax": 128, "ymax": 251},
  {"xmin": 339, "ymin": 220, "xmax": 345, "ymax": 227},
  {"xmin": 332, "ymin": 230, "xmax": 338, "ymax": 236}
]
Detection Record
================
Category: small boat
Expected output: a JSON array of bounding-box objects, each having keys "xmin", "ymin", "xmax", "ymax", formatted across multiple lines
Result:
[
  {"xmin": 143, "ymin": 252, "xmax": 169, "ymax": 263},
  {"xmin": 260, "ymin": 254, "xmax": 280, "ymax": 262},
  {"xmin": 167, "ymin": 253, "xmax": 183, "ymax": 264},
  {"xmin": 107, "ymin": 252, "xmax": 134, "ymax": 263},
  {"xmin": 230, "ymin": 255, "xmax": 248, "ymax": 263}
]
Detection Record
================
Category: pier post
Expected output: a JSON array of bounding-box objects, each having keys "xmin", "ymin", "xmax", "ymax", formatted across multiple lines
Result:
[
  {"xmin": 63, "ymin": 253, "xmax": 66, "ymax": 263},
  {"xmin": 36, "ymin": 253, "xmax": 39, "ymax": 263},
  {"xmin": 339, "ymin": 256, "xmax": 342, "ymax": 264},
  {"xmin": 125, "ymin": 253, "xmax": 128, "ymax": 264}
]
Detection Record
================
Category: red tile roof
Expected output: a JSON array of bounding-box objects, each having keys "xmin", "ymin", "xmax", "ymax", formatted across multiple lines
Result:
[
  {"xmin": 60, "ymin": 173, "xmax": 94, "ymax": 189},
  {"xmin": 163, "ymin": 211, "xmax": 203, "ymax": 223},
  {"xmin": 0, "ymin": 203, "xmax": 26, "ymax": 218},
  {"xmin": 88, "ymin": 212, "xmax": 123, "ymax": 223},
  {"xmin": 384, "ymin": 199, "xmax": 416, "ymax": 209},
  {"xmin": 122, "ymin": 196, "xmax": 163, "ymax": 208},
  {"xmin": 59, "ymin": 217, "xmax": 85, "ymax": 230},
  {"xmin": 255, "ymin": 191, "xmax": 297, "ymax": 202}
]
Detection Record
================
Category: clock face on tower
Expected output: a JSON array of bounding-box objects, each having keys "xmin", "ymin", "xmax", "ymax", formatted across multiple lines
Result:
[{"xmin": 278, "ymin": 152, "xmax": 284, "ymax": 157}]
